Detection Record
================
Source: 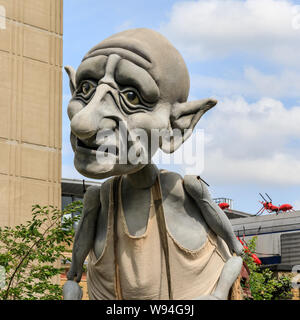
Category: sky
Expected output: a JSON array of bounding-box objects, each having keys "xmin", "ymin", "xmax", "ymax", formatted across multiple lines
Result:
[{"xmin": 62, "ymin": 0, "xmax": 300, "ymax": 214}]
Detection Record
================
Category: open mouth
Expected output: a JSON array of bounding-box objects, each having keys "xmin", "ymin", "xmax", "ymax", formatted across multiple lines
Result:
[
  {"xmin": 76, "ymin": 138, "xmax": 119, "ymax": 156},
  {"xmin": 77, "ymin": 138, "xmax": 98, "ymax": 151}
]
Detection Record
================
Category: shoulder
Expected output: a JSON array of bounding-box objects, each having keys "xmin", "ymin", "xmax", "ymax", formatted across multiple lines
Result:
[
  {"xmin": 83, "ymin": 177, "xmax": 116, "ymax": 208},
  {"xmin": 160, "ymin": 170, "xmax": 182, "ymax": 187},
  {"xmin": 159, "ymin": 171, "xmax": 204, "ymax": 200},
  {"xmin": 83, "ymin": 183, "xmax": 101, "ymax": 207},
  {"xmin": 159, "ymin": 170, "xmax": 185, "ymax": 200},
  {"xmin": 84, "ymin": 184, "xmax": 101, "ymax": 198},
  {"xmin": 98, "ymin": 177, "xmax": 114, "ymax": 200}
]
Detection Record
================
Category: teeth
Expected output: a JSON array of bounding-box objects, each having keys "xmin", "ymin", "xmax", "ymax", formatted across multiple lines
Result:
[
  {"xmin": 96, "ymin": 130, "xmax": 117, "ymax": 146},
  {"xmin": 97, "ymin": 145, "xmax": 119, "ymax": 156},
  {"xmin": 96, "ymin": 129, "xmax": 114, "ymax": 140}
]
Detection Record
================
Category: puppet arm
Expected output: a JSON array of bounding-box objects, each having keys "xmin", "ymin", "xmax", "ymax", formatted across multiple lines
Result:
[
  {"xmin": 63, "ymin": 185, "xmax": 101, "ymax": 300},
  {"xmin": 194, "ymin": 255, "xmax": 243, "ymax": 300},
  {"xmin": 183, "ymin": 175, "xmax": 243, "ymax": 300},
  {"xmin": 183, "ymin": 175, "xmax": 243, "ymax": 256}
]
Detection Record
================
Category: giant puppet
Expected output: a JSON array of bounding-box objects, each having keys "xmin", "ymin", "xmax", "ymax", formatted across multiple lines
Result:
[{"xmin": 63, "ymin": 28, "xmax": 243, "ymax": 300}]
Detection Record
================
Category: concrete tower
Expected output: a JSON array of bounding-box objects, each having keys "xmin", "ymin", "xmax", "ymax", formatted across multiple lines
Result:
[{"xmin": 0, "ymin": 0, "xmax": 63, "ymax": 226}]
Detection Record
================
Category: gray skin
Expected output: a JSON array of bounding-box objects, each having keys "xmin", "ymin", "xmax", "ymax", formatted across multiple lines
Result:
[{"xmin": 63, "ymin": 28, "xmax": 243, "ymax": 300}]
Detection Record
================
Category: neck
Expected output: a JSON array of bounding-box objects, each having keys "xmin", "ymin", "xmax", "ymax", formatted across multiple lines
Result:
[{"xmin": 126, "ymin": 164, "xmax": 159, "ymax": 189}]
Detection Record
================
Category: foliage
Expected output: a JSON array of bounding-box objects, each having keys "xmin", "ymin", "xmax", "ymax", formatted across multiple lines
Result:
[
  {"xmin": 242, "ymin": 236, "xmax": 293, "ymax": 300},
  {"xmin": 0, "ymin": 201, "xmax": 82, "ymax": 300}
]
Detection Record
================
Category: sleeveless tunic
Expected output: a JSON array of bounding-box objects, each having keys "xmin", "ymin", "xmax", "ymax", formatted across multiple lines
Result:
[{"xmin": 87, "ymin": 175, "xmax": 229, "ymax": 300}]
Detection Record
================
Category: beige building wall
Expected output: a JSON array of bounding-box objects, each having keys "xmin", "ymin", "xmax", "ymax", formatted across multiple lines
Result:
[{"xmin": 0, "ymin": 0, "xmax": 63, "ymax": 226}]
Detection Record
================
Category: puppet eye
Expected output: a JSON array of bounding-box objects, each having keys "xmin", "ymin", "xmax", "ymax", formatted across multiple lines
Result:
[
  {"xmin": 81, "ymin": 81, "xmax": 95, "ymax": 96},
  {"xmin": 124, "ymin": 91, "xmax": 140, "ymax": 105},
  {"xmin": 76, "ymin": 80, "xmax": 97, "ymax": 103}
]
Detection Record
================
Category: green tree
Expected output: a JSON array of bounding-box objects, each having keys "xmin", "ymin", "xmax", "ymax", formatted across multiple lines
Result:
[
  {"xmin": 0, "ymin": 201, "xmax": 82, "ymax": 300},
  {"xmin": 242, "ymin": 236, "xmax": 293, "ymax": 300}
]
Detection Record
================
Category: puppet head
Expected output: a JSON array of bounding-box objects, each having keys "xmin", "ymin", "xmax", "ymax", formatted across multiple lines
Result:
[{"xmin": 66, "ymin": 28, "xmax": 216, "ymax": 179}]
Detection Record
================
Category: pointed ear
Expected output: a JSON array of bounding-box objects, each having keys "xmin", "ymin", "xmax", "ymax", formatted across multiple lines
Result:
[
  {"xmin": 160, "ymin": 98, "xmax": 217, "ymax": 153},
  {"xmin": 64, "ymin": 66, "xmax": 76, "ymax": 95}
]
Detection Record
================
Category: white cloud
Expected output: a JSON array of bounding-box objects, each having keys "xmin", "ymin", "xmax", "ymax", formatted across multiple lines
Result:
[
  {"xmin": 243, "ymin": 67, "xmax": 300, "ymax": 98},
  {"xmin": 204, "ymin": 149, "xmax": 300, "ymax": 185},
  {"xmin": 293, "ymin": 199, "xmax": 300, "ymax": 210},
  {"xmin": 191, "ymin": 66, "xmax": 300, "ymax": 99},
  {"xmin": 152, "ymin": 96, "xmax": 300, "ymax": 187},
  {"xmin": 160, "ymin": 0, "xmax": 300, "ymax": 66},
  {"xmin": 195, "ymin": 96, "xmax": 300, "ymax": 185}
]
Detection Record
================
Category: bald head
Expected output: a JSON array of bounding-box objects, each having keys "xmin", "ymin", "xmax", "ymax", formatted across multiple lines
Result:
[
  {"xmin": 65, "ymin": 28, "xmax": 216, "ymax": 178},
  {"xmin": 83, "ymin": 28, "xmax": 190, "ymax": 104}
]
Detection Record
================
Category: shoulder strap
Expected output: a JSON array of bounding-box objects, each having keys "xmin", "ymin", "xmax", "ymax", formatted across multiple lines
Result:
[
  {"xmin": 112, "ymin": 175, "xmax": 123, "ymax": 300},
  {"xmin": 152, "ymin": 175, "xmax": 173, "ymax": 300}
]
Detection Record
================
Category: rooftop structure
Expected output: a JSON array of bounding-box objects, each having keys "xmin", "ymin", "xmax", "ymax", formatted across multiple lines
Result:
[{"xmin": 231, "ymin": 211, "xmax": 300, "ymax": 269}]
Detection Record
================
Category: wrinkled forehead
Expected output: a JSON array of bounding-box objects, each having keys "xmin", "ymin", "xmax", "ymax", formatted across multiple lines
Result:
[
  {"xmin": 79, "ymin": 28, "xmax": 190, "ymax": 103},
  {"xmin": 83, "ymin": 36, "xmax": 152, "ymax": 71}
]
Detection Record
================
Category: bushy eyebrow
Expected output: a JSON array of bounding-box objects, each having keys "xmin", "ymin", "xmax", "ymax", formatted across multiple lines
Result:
[
  {"xmin": 115, "ymin": 59, "xmax": 160, "ymax": 103},
  {"xmin": 76, "ymin": 55, "xmax": 107, "ymax": 87}
]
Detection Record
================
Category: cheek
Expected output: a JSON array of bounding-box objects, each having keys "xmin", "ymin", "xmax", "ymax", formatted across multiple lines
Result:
[
  {"xmin": 67, "ymin": 99, "xmax": 85, "ymax": 120},
  {"xmin": 126, "ymin": 107, "xmax": 170, "ymax": 159},
  {"xmin": 128, "ymin": 104, "xmax": 171, "ymax": 131}
]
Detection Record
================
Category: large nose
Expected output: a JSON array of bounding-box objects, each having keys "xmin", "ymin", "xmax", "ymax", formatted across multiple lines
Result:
[{"xmin": 70, "ymin": 84, "xmax": 117, "ymax": 140}]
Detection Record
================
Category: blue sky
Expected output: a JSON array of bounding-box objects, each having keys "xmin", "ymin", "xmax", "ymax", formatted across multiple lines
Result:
[{"xmin": 62, "ymin": 0, "xmax": 300, "ymax": 214}]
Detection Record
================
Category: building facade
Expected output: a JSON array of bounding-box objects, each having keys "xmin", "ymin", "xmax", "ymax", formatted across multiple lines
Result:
[
  {"xmin": 230, "ymin": 210, "xmax": 300, "ymax": 299},
  {"xmin": 0, "ymin": 0, "xmax": 63, "ymax": 226},
  {"xmin": 231, "ymin": 211, "xmax": 300, "ymax": 267}
]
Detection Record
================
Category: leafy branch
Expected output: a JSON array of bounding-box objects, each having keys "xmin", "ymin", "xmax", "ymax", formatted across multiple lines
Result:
[
  {"xmin": 0, "ymin": 201, "xmax": 82, "ymax": 300},
  {"xmin": 242, "ymin": 236, "xmax": 293, "ymax": 300}
]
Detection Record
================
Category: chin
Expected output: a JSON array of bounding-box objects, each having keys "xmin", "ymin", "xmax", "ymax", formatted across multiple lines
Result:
[{"xmin": 74, "ymin": 154, "xmax": 145, "ymax": 180}]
